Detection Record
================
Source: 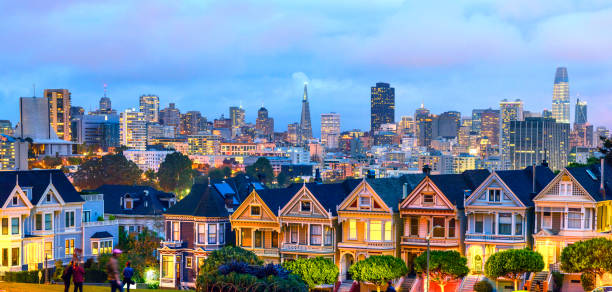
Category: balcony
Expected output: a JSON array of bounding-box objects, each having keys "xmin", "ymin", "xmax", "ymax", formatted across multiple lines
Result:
[
  {"xmin": 465, "ymin": 233, "xmax": 524, "ymax": 242},
  {"xmin": 81, "ymin": 194, "xmax": 104, "ymax": 201},
  {"xmin": 401, "ymin": 236, "xmax": 458, "ymax": 246},
  {"xmin": 250, "ymin": 248, "xmax": 280, "ymax": 257},
  {"xmin": 337, "ymin": 241, "xmax": 394, "ymax": 250},
  {"xmin": 281, "ymin": 243, "xmax": 334, "ymax": 254},
  {"xmin": 83, "ymin": 219, "xmax": 119, "ymax": 227},
  {"xmin": 161, "ymin": 240, "xmax": 184, "ymax": 248}
]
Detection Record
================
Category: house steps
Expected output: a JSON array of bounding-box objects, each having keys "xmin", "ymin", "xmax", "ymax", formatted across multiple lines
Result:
[
  {"xmin": 338, "ymin": 280, "xmax": 353, "ymax": 292},
  {"xmin": 528, "ymin": 271, "xmax": 549, "ymax": 292},
  {"xmin": 399, "ymin": 276, "xmax": 415, "ymax": 292},
  {"xmin": 459, "ymin": 275, "xmax": 481, "ymax": 292}
]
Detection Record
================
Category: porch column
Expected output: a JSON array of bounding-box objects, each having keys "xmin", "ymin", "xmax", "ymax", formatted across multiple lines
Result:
[
  {"xmin": 495, "ymin": 212, "xmax": 499, "ymax": 235},
  {"xmin": 252, "ymin": 229, "xmax": 255, "ymax": 249},
  {"xmin": 580, "ymin": 206, "xmax": 585, "ymax": 229},
  {"xmin": 511, "ymin": 212, "xmax": 515, "ymax": 236},
  {"xmin": 307, "ymin": 224, "xmax": 311, "ymax": 246},
  {"xmin": 564, "ymin": 206, "xmax": 568, "ymax": 230}
]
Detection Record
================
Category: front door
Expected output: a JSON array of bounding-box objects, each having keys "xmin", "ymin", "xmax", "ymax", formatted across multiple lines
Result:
[{"xmin": 342, "ymin": 254, "xmax": 355, "ymax": 280}]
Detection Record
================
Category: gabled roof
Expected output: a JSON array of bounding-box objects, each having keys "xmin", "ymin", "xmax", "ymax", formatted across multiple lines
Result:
[
  {"xmin": 256, "ymin": 184, "xmax": 302, "ymax": 215},
  {"xmin": 428, "ymin": 169, "xmax": 490, "ymax": 209},
  {"xmin": 298, "ymin": 182, "xmax": 354, "ymax": 216},
  {"xmin": 91, "ymin": 185, "xmax": 175, "ymax": 215},
  {"xmin": 165, "ymin": 184, "xmax": 229, "ymax": 218},
  {"xmin": 0, "ymin": 170, "xmax": 83, "ymax": 205},
  {"xmin": 210, "ymin": 174, "xmax": 265, "ymax": 204},
  {"xmin": 343, "ymin": 174, "xmax": 426, "ymax": 212},
  {"xmin": 495, "ymin": 165, "xmax": 555, "ymax": 206},
  {"xmin": 566, "ymin": 162, "xmax": 612, "ymax": 202}
]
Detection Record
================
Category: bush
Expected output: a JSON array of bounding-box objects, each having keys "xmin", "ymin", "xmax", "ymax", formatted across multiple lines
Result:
[
  {"xmin": 53, "ymin": 260, "xmax": 64, "ymax": 282},
  {"xmin": 350, "ymin": 255, "xmax": 408, "ymax": 292},
  {"xmin": 3, "ymin": 271, "xmax": 40, "ymax": 283},
  {"xmin": 473, "ymin": 280, "xmax": 493, "ymax": 292},
  {"xmin": 85, "ymin": 268, "xmax": 108, "ymax": 283},
  {"xmin": 581, "ymin": 272, "xmax": 596, "ymax": 292},
  {"xmin": 283, "ymin": 257, "xmax": 338, "ymax": 289}
]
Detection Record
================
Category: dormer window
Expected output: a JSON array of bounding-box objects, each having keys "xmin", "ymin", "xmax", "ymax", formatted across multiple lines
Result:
[
  {"xmin": 488, "ymin": 189, "xmax": 501, "ymax": 202},
  {"xmin": 423, "ymin": 194, "xmax": 434, "ymax": 205},
  {"xmin": 559, "ymin": 181, "xmax": 572, "ymax": 196},
  {"xmin": 12, "ymin": 196, "xmax": 18, "ymax": 206},
  {"xmin": 300, "ymin": 201, "xmax": 311, "ymax": 212},
  {"xmin": 251, "ymin": 206, "xmax": 261, "ymax": 216},
  {"xmin": 359, "ymin": 196, "xmax": 371, "ymax": 209},
  {"xmin": 46, "ymin": 193, "xmax": 52, "ymax": 202},
  {"xmin": 125, "ymin": 198, "xmax": 133, "ymax": 209}
]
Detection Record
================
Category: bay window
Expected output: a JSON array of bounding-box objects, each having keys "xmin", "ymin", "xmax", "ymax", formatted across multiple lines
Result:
[
  {"xmin": 410, "ymin": 217, "xmax": 418, "ymax": 236},
  {"xmin": 448, "ymin": 219, "xmax": 456, "ymax": 238},
  {"xmin": 208, "ymin": 224, "xmax": 217, "ymax": 244},
  {"xmin": 499, "ymin": 213, "xmax": 511, "ymax": 235},
  {"xmin": 585, "ymin": 209, "xmax": 592, "ymax": 229},
  {"xmin": 219, "ymin": 223, "xmax": 225, "ymax": 244},
  {"xmin": 172, "ymin": 222, "xmax": 180, "ymax": 241},
  {"xmin": 92, "ymin": 242, "xmax": 99, "ymax": 255},
  {"xmin": 433, "ymin": 218, "xmax": 445, "ymax": 237},
  {"xmin": 310, "ymin": 225, "xmax": 322, "ymax": 245},
  {"xmin": 568, "ymin": 208, "xmax": 581, "ymax": 229},
  {"xmin": 515, "ymin": 214, "xmax": 523, "ymax": 235},
  {"xmin": 475, "ymin": 214, "xmax": 484, "ymax": 233},
  {"xmin": 198, "ymin": 224, "xmax": 205, "ymax": 243},
  {"xmin": 369, "ymin": 220, "xmax": 382, "ymax": 241},
  {"xmin": 324, "ymin": 226, "xmax": 333, "ymax": 246},
  {"xmin": 543, "ymin": 212, "xmax": 552, "ymax": 228},
  {"xmin": 384, "ymin": 221, "xmax": 392, "ymax": 241},
  {"xmin": 290, "ymin": 225, "xmax": 298, "ymax": 243},
  {"xmin": 348, "ymin": 219, "xmax": 357, "ymax": 240},
  {"xmin": 45, "ymin": 213, "xmax": 52, "ymax": 230}
]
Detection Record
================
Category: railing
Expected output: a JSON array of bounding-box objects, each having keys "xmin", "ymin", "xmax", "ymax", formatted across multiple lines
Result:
[
  {"xmin": 401, "ymin": 236, "xmax": 458, "ymax": 246},
  {"xmin": 337, "ymin": 241, "xmax": 394, "ymax": 249},
  {"xmin": 250, "ymin": 248, "xmax": 280, "ymax": 257},
  {"xmin": 465, "ymin": 234, "xmax": 524, "ymax": 241},
  {"xmin": 161, "ymin": 240, "xmax": 184, "ymax": 248},
  {"xmin": 281, "ymin": 243, "xmax": 334, "ymax": 253},
  {"xmin": 83, "ymin": 219, "xmax": 119, "ymax": 227},
  {"xmin": 81, "ymin": 194, "xmax": 104, "ymax": 201}
]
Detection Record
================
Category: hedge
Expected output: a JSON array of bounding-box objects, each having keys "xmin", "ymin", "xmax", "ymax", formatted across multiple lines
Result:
[{"xmin": 3, "ymin": 270, "xmax": 43, "ymax": 283}]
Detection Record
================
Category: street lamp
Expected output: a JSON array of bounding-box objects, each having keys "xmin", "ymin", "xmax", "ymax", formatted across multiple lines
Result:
[{"xmin": 426, "ymin": 225, "xmax": 444, "ymax": 292}]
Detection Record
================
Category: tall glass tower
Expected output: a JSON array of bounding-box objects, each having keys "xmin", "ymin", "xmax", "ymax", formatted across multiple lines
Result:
[
  {"xmin": 370, "ymin": 82, "xmax": 395, "ymax": 132},
  {"xmin": 552, "ymin": 67, "xmax": 570, "ymax": 124},
  {"xmin": 299, "ymin": 84, "xmax": 312, "ymax": 143},
  {"xmin": 575, "ymin": 98, "xmax": 587, "ymax": 125}
]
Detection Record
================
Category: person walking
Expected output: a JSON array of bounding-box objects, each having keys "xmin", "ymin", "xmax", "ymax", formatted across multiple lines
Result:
[
  {"xmin": 107, "ymin": 249, "xmax": 123, "ymax": 292},
  {"xmin": 123, "ymin": 261, "xmax": 135, "ymax": 292},
  {"xmin": 385, "ymin": 280, "xmax": 396, "ymax": 292},
  {"xmin": 62, "ymin": 261, "xmax": 74, "ymax": 292},
  {"xmin": 72, "ymin": 261, "xmax": 84, "ymax": 292}
]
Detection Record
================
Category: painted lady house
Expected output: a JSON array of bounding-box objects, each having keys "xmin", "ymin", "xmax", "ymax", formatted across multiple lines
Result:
[
  {"xmin": 464, "ymin": 165, "xmax": 555, "ymax": 273},
  {"xmin": 398, "ymin": 170, "xmax": 489, "ymax": 268}
]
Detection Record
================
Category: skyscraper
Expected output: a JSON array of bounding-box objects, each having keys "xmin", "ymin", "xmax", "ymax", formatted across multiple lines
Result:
[
  {"xmin": 44, "ymin": 89, "xmax": 72, "ymax": 141},
  {"xmin": 321, "ymin": 113, "xmax": 340, "ymax": 149},
  {"xmin": 139, "ymin": 95, "xmax": 160, "ymax": 123},
  {"xmin": 500, "ymin": 99, "xmax": 524, "ymax": 169},
  {"xmin": 299, "ymin": 84, "xmax": 312, "ymax": 143},
  {"xmin": 255, "ymin": 107, "xmax": 274, "ymax": 138},
  {"xmin": 480, "ymin": 109, "xmax": 500, "ymax": 147},
  {"xmin": 508, "ymin": 117, "xmax": 569, "ymax": 171},
  {"xmin": 370, "ymin": 82, "xmax": 395, "ymax": 132},
  {"xmin": 471, "ymin": 109, "xmax": 486, "ymax": 135},
  {"xmin": 180, "ymin": 111, "xmax": 206, "ymax": 136},
  {"xmin": 230, "ymin": 106, "xmax": 245, "ymax": 128},
  {"xmin": 575, "ymin": 98, "xmax": 587, "ymax": 125},
  {"xmin": 160, "ymin": 103, "xmax": 181, "ymax": 130},
  {"xmin": 433, "ymin": 111, "xmax": 461, "ymax": 138},
  {"xmin": 415, "ymin": 105, "xmax": 433, "ymax": 147},
  {"xmin": 120, "ymin": 109, "xmax": 147, "ymax": 151},
  {"xmin": 552, "ymin": 67, "xmax": 570, "ymax": 124}
]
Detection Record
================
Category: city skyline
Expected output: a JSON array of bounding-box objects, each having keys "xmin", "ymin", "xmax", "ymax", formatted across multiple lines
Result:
[{"xmin": 1, "ymin": 1, "xmax": 612, "ymax": 134}]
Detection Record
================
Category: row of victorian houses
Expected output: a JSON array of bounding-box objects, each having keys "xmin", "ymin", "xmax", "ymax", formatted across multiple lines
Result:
[{"xmin": 158, "ymin": 161, "xmax": 612, "ymax": 289}]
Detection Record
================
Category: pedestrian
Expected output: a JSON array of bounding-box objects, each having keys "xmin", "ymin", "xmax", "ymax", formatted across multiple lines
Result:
[
  {"xmin": 72, "ymin": 261, "xmax": 84, "ymax": 292},
  {"xmin": 385, "ymin": 280, "xmax": 396, "ymax": 292},
  {"xmin": 348, "ymin": 281, "xmax": 359, "ymax": 292},
  {"xmin": 62, "ymin": 261, "xmax": 74, "ymax": 292},
  {"xmin": 123, "ymin": 261, "xmax": 135, "ymax": 292},
  {"xmin": 107, "ymin": 249, "xmax": 123, "ymax": 292}
]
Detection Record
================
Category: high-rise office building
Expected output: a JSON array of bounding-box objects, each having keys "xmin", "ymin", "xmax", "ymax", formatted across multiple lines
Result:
[
  {"xmin": 595, "ymin": 126, "xmax": 610, "ymax": 148},
  {"xmin": 180, "ymin": 111, "xmax": 206, "ymax": 136},
  {"xmin": 398, "ymin": 116, "xmax": 415, "ymax": 135},
  {"xmin": 370, "ymin": 82, "xmax": 395, "ymax": 132},
  {"xmin": 120, "ymin": 109, "xmax": 147, "ymax": 151},
  {"xmin": 0, "ymin": 120, "xmax": 13, "ymax": 135},
  {"xmin": 44, "ymin": 89, "xmax": 72, "ymax": 141},
  {"xmin": 552, "ymin": 67, "xmax": 570, "ymax": 124},
  {"xmin": 508, "ymin": 117, "xmax": 569, "ymax": 171},
  {"xmin": 287, "ymin": 122, "xmax": 300, "ymax": 145},
  {"xmin": 415, "ymin": 105, "xmax": 433, "ymax": 147},
  {"xmin": 433, "ymin": 111, "xmax": 461, "ymax": 138},
  {"xmin": 321, "ymin": 113, "xmax": 341, "ymax": 149},
  {"xmin": 480, "ymin": 109, "xmax": 500, "ymax": 147},
  {"xmin": 99, "ymin": 97, "xmax": 113, "ymax": 113},
  {"xmin": 500, "ymin": 99, "xmax": 524, "ymax": 169},
  {"xmin": 80, "ymin": 114, "xmax": 120, "ymax": 151},
  {"xmin": 471, "ymin": 109, "xmax": 486, "ymax": 135},
  {"xmin": 255, "ymin": 107, "xmax": 274, "ymax": 138},
  {"xmin": 139, "ymin": 95, "xmax": 160, "ymax": 123},
  {"xmin": 160, "ymin": 103, "xmax": 181, "ymax": 130},
  {"xmin": 300, "ymin": 84, "xmax": 313, "ymax": 143},
  {"xmin": 575, "ymin": 98, "xmax": 587, "ymax": 125}
]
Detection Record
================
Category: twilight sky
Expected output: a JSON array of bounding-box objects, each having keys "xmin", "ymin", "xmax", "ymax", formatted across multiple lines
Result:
[{"xmin": 2, "ymin": 0, "xmax": 612, "ymax": 134}]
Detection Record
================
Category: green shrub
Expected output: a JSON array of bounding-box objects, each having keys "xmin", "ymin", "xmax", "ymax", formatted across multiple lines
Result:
[
  {"xmin": 283, "ymin": 257, "xmax": 338, "ymax": 289},
  {"xmin": 581, "ymin": 272, "xmax": 595, "ymax": 292},
  {"xmin": 3, "ymin": 271, "xmax": 40, "ymax": 283},
  {"xmin": 474, "ymin": 280, "xmax": 493, "ymax": 292},
  {"xmin": 349, "ymin": 255, "xmax": 408, "ymax": 292},
  {"xmin": 85, "ymin": 268, "xmax": 108, "ymax": 283}
]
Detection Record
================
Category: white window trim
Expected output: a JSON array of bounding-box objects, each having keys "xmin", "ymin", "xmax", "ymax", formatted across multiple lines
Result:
[
  {"xmin": 348, "ymin": 219, "xmax": 357, "ymax": 240},
  {"xmin": 359, "ymin": 196, "xmax": 371, "ymax": 209},
  {"xmin": 300, "ymin": 201, "xmax": 312, "ymax": 213},
  {"xmin": 171, "ymin": 221, "xmax": 180, "ymax": 241},
  {"xmin": 65, "ymin": 210, "xmax": 76, "ymax": 228},
  {"xmin": 65, "ymin": 238, "xmax": 75, "ymax": 256},
  {"xmin": 423, "ymin": 194, "xmax": 435, "ymax": 205},
  {"xmin": 559, "ymin": 182, "xmax": 572, "ymax": 196},
  {"xmin": 488, "ymin": 188, "xmax": 502, "ymax": 203},
  {"xmin": 250, "ymin": 205, "xmax": 262, "ymax": 217},
  {"xmin": 10, "ymin": 216, "xmax": 20, "ymax": 235}
]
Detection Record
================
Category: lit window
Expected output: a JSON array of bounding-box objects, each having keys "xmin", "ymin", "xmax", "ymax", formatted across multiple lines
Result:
[
  {"xmin": 349, "ymin": 219, "xmax": 357, "ymax": 240},
  {"xmin": 44, "ymin": 242, "xmax": 53, "ymax": 259},
  {"xmin": 423, "ymin": 194, "xmax": 434, "ymax": 204},
  {"xmin": 384, "ymin": 221, "xmax": 392, "ymax": 241},
  {"xmin": 251, "ymin": 206, "xmax": 261, "ymax": 216},
  {"xmin": 240, "ymin": 228, "xmax": 252, "ymax": 247},
  {"xmin": 65, "ymin": 239, "xmax": 74, "ymax": 256},
  {"xmin": 162, "ymin": 256, "xmax": 174, "ymax": 278},
  {"xmin": 92, "ymin": 242, "xmax": 99, "ymax": 255},
  {"xmin": 172, "ymin": 222, "xmax": 180, "ymax": 241},
  {"xmin": 370, "ymin": 221, "xmax": 382, "ymax": 241},
  {"xmin": 125, "ymin": 199, "xmax": 133, "ymax": 209},
  {"xmin": 301, "ymin": 201, "xmax": 311, "ymax": 212},
  {"xmin": 186, "ymin": 257, "xmax": 192, "ymax": 269},
  {"xmin": 11, "ymin": 248, "xmax": 18, "ymax": 266},
  {"xmin": 1, "ymin": 218, "xmax": 7, "ymax": 235}
]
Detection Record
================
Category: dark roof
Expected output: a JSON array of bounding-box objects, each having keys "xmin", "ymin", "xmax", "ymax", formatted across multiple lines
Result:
[
  {"xmin": 165, "ymin": 184, "xmax": 229, "ymax": 217},
  {"xmin": 91, "ymin": 231, "xmax": 113, "ymax": 239},
  {"xmin": 566, "ymin": 162, "xmax": 612, "ymax": 201},
  {"xmin": 256, "ymin": 184, "xmax": 302, "ymax": 215},
  {"xmin": 428, "ymin": 169, "xmax": 490, "ymax": 209},
  {"xmin": 496, "ymin": 165, "xmax": 555, "ymax": 206},
  {"xmin": 91, "ymin": 185, "xmax": 175, "ymax": 215},
  {"xmin": 302, "ymin": 182, "xmax": 354, "ymax": 216},
  {"xmin": 0, "ymin": 170, "xmax": 83, "ymax": 205},
  {"xmin": 343, "ymin": 174, "xmax": 426, "ymax": 212},
  {"xmin": 210, "ymin": 173, "xmax": 265, "ymax": 204}
]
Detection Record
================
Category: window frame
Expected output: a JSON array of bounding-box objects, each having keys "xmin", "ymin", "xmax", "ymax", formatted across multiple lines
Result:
[
  {"xmin": 359, "ymin": 196, "xmax": 371, "ymax": 209},
  {"xmin": 310, "ymin": 225, "xmax": 322, "ymax": 245},
  {"xmin": 559, "ymin": 181, "xmax": 572, "ymax": 196},
  {"xmin": 65, "ymin": 211, "xmax": 75, "ymax": 228},
  {"xmin": 198, "ymin": 223, "xmax": 206, "ymax": 244},
  {"xmin": 172, "ymin": 221, "xmax": 180, "ymax": 241},
  {"xmin": 208, "ymin": 223, "xmax": 217, "ymax": 244},
  {"xmin": 44, "ymin": 213, "xmax": 52, "ymax": 231},
  {"xmin": 384, "ymin": 221, "xmax": 392, "ymax": 241},
  {"xmin": 498, "ymin": 213, "xmax": 512, "ymax": 235},
  {"xmin": 369, "ymin": 220, "xmax": 382, "ymax": 241},
  {"xmin": 12, "ymin": 196, "xmax": 18, "ymax": 206},
  {"xmin": 219, "ymin": 223, "xmax": 225, "ymax": 244},
  {"xmin": 475, "ymin": 214, "xmax": 484, "ymax": 233},
  {"xmin": 300, "ymin": 201, "xmax": 311, "ymax": 213},
  {"xmin": 348, "ymin": 219, "xmax": 357, "ymax": 240},
  {"xmin": 65, "ymin": 239, "xmax": 74, "ymax": 256},
  {"xmin": 250, "ymin": 205, "xmax": 261, "ymax": 216},
  {"xmin": 542, "ymin": 211, "xmax": 553, "ymax": 229},
  {"xmin": 423, "ymin": 194, "xmax": 434, "ymax": 205},
  {"xmin": 488, "ymin": 189, "xmax": 501, "ymax": 202},
  {"xmin": 10, "ymin": 217, "xmax": 19, "ymax": 235}
]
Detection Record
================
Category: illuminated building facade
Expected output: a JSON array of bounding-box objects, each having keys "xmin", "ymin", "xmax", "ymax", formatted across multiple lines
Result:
[
  {"xmin": 139, "ymin": 95, "xmax": 160, "ymax": 123},
  {"xmin": 480, "ymin": 109, "xmax": 500, "ymax": 148},
  {"xmin": 255, "ymin": 107, "xmax": 274, "ymax": 138},
  {"xmin": 299, "ymin": 84, "xmax": 313, "ymax": 143},
  {"xmin": 370, "ymin": 82, "xmax": 395, "ymax": 132},
  {"xmin": 120, "ymin": 109, "xmax": 147, "ymax": 151},
  {"xmin": 552, "ymin": 67, "xmax": 570, "ymax": 124},
  {"xmin": 44, "ymin": 89, "xmax": 72, "ymax": 141},
  {"xmin": 187, "ymin": 134, "xmax": 221, "ymax": 155},
  {"xmin": 508, "ymin": 117, "xmax": 570, "ymax": 171},
  {"xmin": 321, "ymin": 113, "xmax": 340, "ymax": 149},
  {"xmin": 500, "ymin": 99, "xmax": 524, "ymax": 169}
]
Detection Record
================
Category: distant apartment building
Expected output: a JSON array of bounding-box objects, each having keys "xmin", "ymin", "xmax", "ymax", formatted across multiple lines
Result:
[
  {"xmin": 16, "ymin": 97, "xmax": 73, "ymax": 157},
  {"xmin": 500, "ymin": 99, "xmax": 524, "ymax": 170},
  {"xmin": 147, "ymin": 123, "xmax": 176, "ymax": 141},
  {"xmin": 44, "ymin": 89, "xmax": 72, "ymax": 141},
  {"xmin": 508, "ymin": 117, "xmax": 570, "ymax": 171},
  {"xmin": 124, "ymin": 150, "xmax": 174, "ymax": 172},
  {"xmin": 220, "ymin": 142, "xmax": 257, "ymax": 156},
  {"xmin": 0, "ymin": 135, "xmax": 28, "ymax": 170},
  {"xmin": 120, "ymin": 109, "xmax": 147, "ymax": 151},
  {"xmin": 139, "ymin": 95, "xmax": 160, "ymax": 123},
  {"xmin": 160, "ymin": 103, "xmax": 181, "ymax": 131},
  {"xmin": 480, "ymin": 109, "xmax": 500, "ymax": 147},
  {"xmin": 370, "ymin": 82, "xmax": 395, "ymax": 132},
  {"xmin": 187, "ymin": 134, "xmax": 221, "ymax": 155},
  {"xmin": 80, "ymin": 114, "xmax": 120, "ymax": 151},
  {"xmin": 415, "ymin": 105, "xmax": 434, "ymax": 147},
  {"xmin": 321, "ymin": 113, "xmax": 340, "ymax": 149},
  {"xmin": 180, "ymin": 111, "xmax": 206, "ymax": 136}
]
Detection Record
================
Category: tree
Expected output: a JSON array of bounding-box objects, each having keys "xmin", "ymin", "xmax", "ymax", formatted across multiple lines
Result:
[
  {"xmin": 276, "ymin": 171, "xmax": 289, "ymax": 187},
  {"xmin": 349, "ymin": 255, "xmax": 408, "ymax": 292},
  {"xmin": 561, "ymin": 237, "xmax": 612, "ymax": 290},
  {"xmin": 157, "ymin": 152, "xmax": 194, "ymax": 195},
  {"xmin": 246, "ymin": 157, "xmax": 274, "ymax": 185},
  {"xmin": 207, "ymin": 167, "xmax": 226, "ymax": 181},
  {"xmin": 283, "ymin": 257, "xmax": 339, "ymax": 289},
  {"xmin": 599, "ymin": 136, "xmax": 612, "ymax": 166},
  {"xmin": 413, "ymin": 250, "xmax": 469, "ymax": 292},
  {"xmin": 485, "ymin": 248, "xmax": 544, "ymax": 291},
  {"xmin": 72, "ymin": 153, "xmax": 142, "ymax": 190},
  {"xmin": 115, "ymin": 228, "xmax": 161, "ymax": 283}
]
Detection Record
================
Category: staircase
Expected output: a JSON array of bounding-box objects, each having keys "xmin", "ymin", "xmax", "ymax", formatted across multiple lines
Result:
[
  {"xmin": 528, "ymin": 272, "xmax": 549, "ymax": 292},
  {"xmin": 338, "ymin": 280, "xmax": 353, "ymax": 292},
  {"xmin": 459, "ymin": 275, "xmax": 481, "ymax": 292},
  {"xmin": 399, "ymin": 276, "xmax": 415, "ymax": 292}
]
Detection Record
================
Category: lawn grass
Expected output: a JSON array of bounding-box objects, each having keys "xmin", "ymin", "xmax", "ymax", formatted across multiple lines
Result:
[{"xmin": 0, "ymin": 282, "xmax": 181, "ymax": 292}]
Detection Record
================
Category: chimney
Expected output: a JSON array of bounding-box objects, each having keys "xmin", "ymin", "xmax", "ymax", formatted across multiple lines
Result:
[
  {"xmin": 532, "ymin": 164, "xmax": 536, "ymax": 194},
  {"xmin": 463, "ymin": 189, "xmax": 471, "ymax": 201},
  {"xmin": 422, "ymin": 165, "xmax": 432, "ymax": 175},
  {"xmin": 402, "ymin": 183, "xmax": 408, "ymax": 199},
  {"xmin": 601, "ymin": 159, "xmax": 606, "ymax": 199},
  {"xmin": 541, "ymin": 159, "xmax": 548, "ymax": 168},
  {"xmin": 315, "ymin": 168, "xmax": 322, "ymax": 183}
]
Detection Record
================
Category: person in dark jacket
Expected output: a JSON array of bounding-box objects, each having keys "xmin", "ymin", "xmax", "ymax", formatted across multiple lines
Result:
[
  {"xmin": 123, "ymin": 261, "xmax": 135, "ymax": 292},
  {"xmin": 62, "ymin": 261, "xmax": 74, "ymax": 292},
  {"xmin": 385, "ymin": 280, "xmax": 396, "ymax": 292},
  {"xmin": 72, "ymin": 262, "xmax": 85, "ymax": 292}
]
